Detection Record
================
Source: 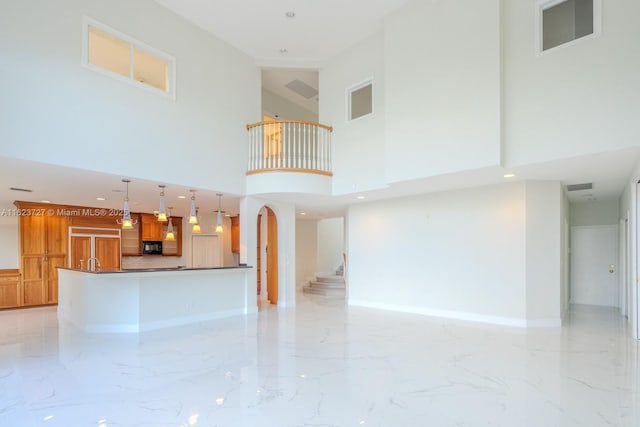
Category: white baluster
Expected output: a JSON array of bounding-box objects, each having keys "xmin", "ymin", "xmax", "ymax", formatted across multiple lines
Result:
[
  {"xmin": 259, "ymin": 125, "xmax": 262, "ymax": 170},
  {"xmin": 295, "ymin": 123, "xmax": 304, "ymax": 168},
  {"xmin": 284, "ymin": 122, "xmax": 288, "ymax": 168},
  {"xmin": 249, "ymin": 127, "xmax": 253, "ymax": 172}
]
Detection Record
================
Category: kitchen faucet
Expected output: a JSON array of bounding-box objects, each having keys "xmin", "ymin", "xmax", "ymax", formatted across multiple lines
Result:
[{"xmin": 87, "ymin": 257, "xmax": 101, "ymax": 272}]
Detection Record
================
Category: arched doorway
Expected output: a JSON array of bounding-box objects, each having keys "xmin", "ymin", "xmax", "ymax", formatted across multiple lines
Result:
[{"xmin": 257, "ymin": 206, "xmax": 278, "ymax": 305}]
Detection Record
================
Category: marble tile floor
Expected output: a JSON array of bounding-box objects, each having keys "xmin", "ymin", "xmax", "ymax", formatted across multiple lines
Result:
[{"xmin": 0, "ymin": 295, "xmax": 638, "ymax": 427}]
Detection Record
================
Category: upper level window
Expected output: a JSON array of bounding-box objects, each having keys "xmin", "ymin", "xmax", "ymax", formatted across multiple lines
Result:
[
  {"xmin": 537, "ymin": 0, "xmax": 601, "ymax": 53},
  {"xmin": 82, "ymin": 17, "xmax": 176, "ymax": 99},
  {"xmin": 348, "ymin": 79, "xmax": 373, "ymax": 121}
]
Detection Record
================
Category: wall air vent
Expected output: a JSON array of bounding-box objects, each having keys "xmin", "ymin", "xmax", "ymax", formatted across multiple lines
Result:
[
  {"xmin": 285, "ymin": 79, "xmax": 319, "ymax": 99},
  {"xmin": 9, "ymin": 187, "xmax": 33, "ymax": 192},
  {"xmin": 566, "ymin": 183, "xmax": 593, "ymax": 192}
]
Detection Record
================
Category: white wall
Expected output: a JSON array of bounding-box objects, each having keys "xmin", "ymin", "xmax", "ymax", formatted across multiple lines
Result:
[
  {"xmin": 262, "ymin": 89, "xmax": 317, "ymax": 121},
  {"xmin": 0, "ymin": 202, "xmax": 19, "ymax": 268},
  {"xmin": 0, "ymin": 0, "xmax": 259, "ymax": 195},
  {"xmin": 348, "ymin": 182, "xmax": 528, "ymax": 324},
  {"xmin": 383, "ymin": 0, "xmax": 501, "ymax": 182},
  {"xmin": 502, "ymin": 0, "xmax": 640, "ymax": 166},
  {"xmin": 295, "ymin": 219, "xmax": 318, "ymax": 289},
  {"xmin": 570, "ymin": 200, "xmax": 620, "ymax": 226},
  {"xmin": 320, "ymin": 32, "xmax": 387, "ymax": 195},
  {"xmin": 525, "ymin": 181, "xmax": 563, "ymax": 325},
  {"xmin": 316, "ymin": 217, "xmax": 344, "ymax": 275},
  {"xmin": 347, "ymin": 180, "xmax": 565, "ymax": 326}
]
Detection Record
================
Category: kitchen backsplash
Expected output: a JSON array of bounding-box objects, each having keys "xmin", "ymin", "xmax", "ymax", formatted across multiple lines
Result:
[{"xmin": 121, "ymin": 256, "xmax": 186, "ymax": 270}]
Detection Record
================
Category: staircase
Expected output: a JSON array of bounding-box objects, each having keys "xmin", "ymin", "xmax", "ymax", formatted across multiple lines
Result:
[{"xmin": 303, "ymin": 265, "xmax": 345, "ymax": 298}]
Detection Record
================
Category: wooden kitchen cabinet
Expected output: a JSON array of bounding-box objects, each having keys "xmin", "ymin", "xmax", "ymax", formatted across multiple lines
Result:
[
  {"xmin": 70, "ymin": 236, "xmax": 91, "ymax": 270},
  {"xmin": 141, "ymin": 213, "xmax": 163, "ymax": 240},
  {"xmin": 16, "ymin": 203, "xmax": 68, "ymax": 306},
  {"xmin": 95, "ymin": 236, "xmax": 121, "ymax": 270},
  {"xmin": 69, "ymin": 227, "xmax": 121, "ymax": 271},
  {"xmin": 0, "ymin": 269, "xmax": 20, "ymax": 309},
  {"xmin": 231, "ymin": 215, "xmax": 240, "ymax": 253},
  {"xmin": 162, "ymin": 216, "xmax": 182, "ymax": 256},
  {"xmin": 121, "ymin": 214, "xmax": 141, "ymax": 256}
]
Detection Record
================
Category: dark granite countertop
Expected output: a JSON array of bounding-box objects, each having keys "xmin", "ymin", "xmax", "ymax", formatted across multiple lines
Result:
[{"xmin": 58, "ymin": 265, "xmax": 252, "ymax": 274}]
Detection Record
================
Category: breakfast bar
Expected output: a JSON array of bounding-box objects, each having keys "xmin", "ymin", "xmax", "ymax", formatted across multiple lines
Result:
[{"xmin": 57, "ymin": 266, "xmax": 256, "ymax": 333}]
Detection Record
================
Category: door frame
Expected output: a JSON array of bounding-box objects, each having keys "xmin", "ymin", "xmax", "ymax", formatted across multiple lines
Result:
[
  {"xmin": 570, "ymin": 224, "xmax": 619, "ymax": 307},
  {"xmin": 257, "ymin": 206, "xmax": 278, "ymax": 305}
]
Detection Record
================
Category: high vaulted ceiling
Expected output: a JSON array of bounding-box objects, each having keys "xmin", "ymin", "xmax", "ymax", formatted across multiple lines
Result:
[{"xmin": 154, "ymin": 0, "xmax": 411, "ymax": 64}]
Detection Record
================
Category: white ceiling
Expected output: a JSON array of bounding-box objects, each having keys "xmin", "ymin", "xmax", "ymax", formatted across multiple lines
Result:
[
  {"xmin": 154, "ymin": 0, "xmax": 411, "ymax": 64},
  {"xmin": 0, "ymin": 156, "xmax": 241, "ymax": 220}
]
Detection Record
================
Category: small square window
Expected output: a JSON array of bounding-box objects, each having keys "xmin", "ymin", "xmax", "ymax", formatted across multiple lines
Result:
[
  {"xmin": 537, "ymin": 0, "xmax": 601, "ymax": 53},
  {"xmin": 348, "ymin": 80, "xmax": 373, "ymax": 121}
]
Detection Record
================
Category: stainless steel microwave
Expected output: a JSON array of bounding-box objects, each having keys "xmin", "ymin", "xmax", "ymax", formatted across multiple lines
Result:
[{"xmin": 142, "ymin": 241, "xmax": 162, "ymax": 255}]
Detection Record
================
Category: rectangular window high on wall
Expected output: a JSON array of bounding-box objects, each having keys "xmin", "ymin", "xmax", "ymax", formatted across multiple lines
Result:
[
  {"xmin": 82, "ymin": 17, "xmax": 176, "ymax": 99},
  {"xmin": 347, "ymin": 79, "xmax": 373, "ymax": 121},
  {"xmin": 536, "ymin": 0, "xmax": 601, "ymax": 53}
]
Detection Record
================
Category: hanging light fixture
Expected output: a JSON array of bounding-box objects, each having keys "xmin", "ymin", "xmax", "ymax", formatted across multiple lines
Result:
[
  {"xmin": 192, "ymin": 207, "xmax": 201, "ymax": 234},
  {"xmin": 157, "ymin": 185, "xmax": 167, "ymax": 222},
  {"xmin": 116, "ymin": 179, "xmax": 137, "ymax": 230},
  {"xmin": 215, "ymin": 193, "xmax": 223, "ymax": 233},
  {"xmin": 165, "ymin": 207, "xmax": 176, "ymax": 241},
  {"xmin": 188, "ymin": 190, "xmax": 198, "ymax": 224}
]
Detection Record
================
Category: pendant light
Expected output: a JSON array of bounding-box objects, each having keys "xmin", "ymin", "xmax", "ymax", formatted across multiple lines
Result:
[
  {"xmin": 188, "ymin": 190, "xmax": 198, "ymax": 224},
  {"xmin": 157, "ymin": 185, "xmax": 167, "ymax": 222},
  {"xmin": 192, "ymin": 207, "xmax": 201, "ymax": 234},
  {"xmin": 215, "ymin": 193, "xmax": 223, "ymax": 233},
  {"xmin": 116, "ymin": 179, "xmax": 137, "ymax": 230},
  {"xmin": 165, "ymin": 207, "xmax": 176, "ymax": 241}
]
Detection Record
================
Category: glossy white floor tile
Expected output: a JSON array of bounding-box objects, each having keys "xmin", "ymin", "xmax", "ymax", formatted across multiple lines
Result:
[{"xmin": 1, "ymin": 296, "xmax": 638, "ymax": 427}]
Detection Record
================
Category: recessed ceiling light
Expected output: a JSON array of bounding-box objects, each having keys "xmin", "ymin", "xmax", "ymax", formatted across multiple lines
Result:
[
  {"xmin": 503, "ymin": 173, "xmax": 515, "ymax": 178},
  {"xmin": 96, "ymin": 197, "xmax": 106, "ymax": 201},
  {"xmin": 356, "ymin": 195, "xmax": 366, "ymax": 200},
  {"xmin": 177, "ymin": 195, "xmax": 186, "ymax": 199},
  {"xmin": 280, "ymin": 48, "xmax": 288, "ymax": 53},
  {"xmin": 285, "ymin": 11, "xmax": 295, "ymax": 18},
  {"xmin": 41, "ymin": 200, "xmax": 51, "ymax": 204},
  {"xmin": 299, "ymin": 212, "xmax": 306, "ymax": 216}
]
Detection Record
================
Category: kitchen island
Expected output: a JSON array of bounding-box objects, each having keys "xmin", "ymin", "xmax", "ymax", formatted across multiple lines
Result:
[{"xmin": 57, "ymin": 266, "xmax": 256, "ymax": 333}]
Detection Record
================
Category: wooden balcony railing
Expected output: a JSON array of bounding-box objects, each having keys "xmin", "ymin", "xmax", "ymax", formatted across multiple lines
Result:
[{"xmin": 246, "ymin": 120, "xmax": 333, "ymax": 176}]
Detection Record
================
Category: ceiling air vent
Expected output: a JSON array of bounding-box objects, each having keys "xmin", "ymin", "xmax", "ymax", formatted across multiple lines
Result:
[
  {"xmin": 285, "ymin": 79, "xmax": 319, "ymax": 99},
  {"xmin": 566, "ymin": 183, "xmax": 593, "ymax": 192},
  {"xmin": 9, "ymin": 187, "xmax": 33, "ymax": 192}
]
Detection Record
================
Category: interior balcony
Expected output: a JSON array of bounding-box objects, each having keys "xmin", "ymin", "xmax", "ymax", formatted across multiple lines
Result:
[{"xmin": 245, "ymin": 119, "xmax": 333, "ymax": 195}]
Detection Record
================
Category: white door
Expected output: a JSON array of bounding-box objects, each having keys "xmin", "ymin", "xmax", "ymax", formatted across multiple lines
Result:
[
  {"xmin": 571, "ymin": 225, "xmax": 619, "ymax": 307},
  {"xmin": 191, "ymin": 235, "xmax": 219, "ymax": 268}
]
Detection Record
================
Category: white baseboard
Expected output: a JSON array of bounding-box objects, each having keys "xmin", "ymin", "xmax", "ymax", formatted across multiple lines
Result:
[{"xmin": 349, "ymin": 299, "xmax": 561, "ymax": 328}]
